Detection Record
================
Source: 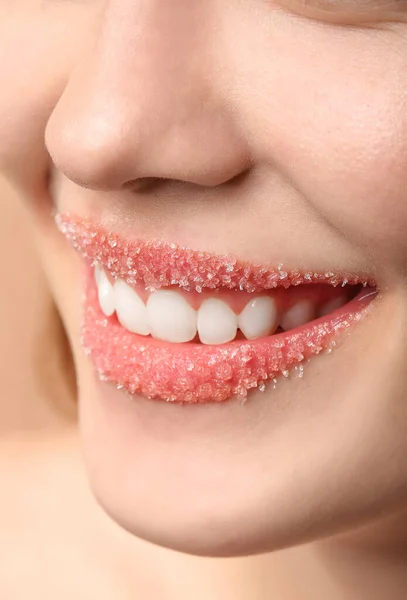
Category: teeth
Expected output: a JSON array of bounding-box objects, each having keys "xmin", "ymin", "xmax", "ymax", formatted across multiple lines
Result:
[
  {"xmin": 318, "ymin": 295, "xmax": 347, "ymax": 317},
  {"xmin": 94, "ymin": 270, "xmax": 327, "ymax": 343},
  {"xmin": 97, "ymin": 268, "xmax": 115, "ymax": 317},
  {"xmin": 147, "ymin": 290, "xmax": 197, "ymax": 343},
  {"xmin": 238, "ymin": 297, "xmax": 278, "ymax": 340},
  {"xmin": 94, "ymin": 263, "xmax": 102, "ymax": 285},
  {"xmin": 280, "ymin": 300, "xmax": 315, "ymax": 332},
  {"xmin": 197, "ymin": 298, "xmax": 237, "ymax": 345},
  {"xmin": 114, "ymin": 279, "xmax": 150, "ymax": 336}
]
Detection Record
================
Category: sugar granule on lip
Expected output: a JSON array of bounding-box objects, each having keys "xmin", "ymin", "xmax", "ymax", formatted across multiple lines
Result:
[{"xmin": 55, "ymin": 213, "xmax": 376, "ymax": 293}]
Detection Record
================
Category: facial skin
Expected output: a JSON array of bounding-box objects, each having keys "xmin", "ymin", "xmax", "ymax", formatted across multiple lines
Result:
[{"xmin": 1, "ymin": 0, "xmax": 407, "ymax": 559}]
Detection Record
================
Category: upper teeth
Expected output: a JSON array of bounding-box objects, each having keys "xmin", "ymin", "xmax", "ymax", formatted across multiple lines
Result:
[
  {"xmin": 94, "ymin": 265, "xmax": 343, "ymax": 345},
  {"xmin": 197, "ymin": 298, "xmax": 238, "ymax": 345},
  {"xmin": 97, "ymin": 268, "xmax": 116, "ymax": 317},
  {"xmin": 280, "ymin": 299, "xmax": 315, "ymax": 332},
  {"xmin": 238, "ymin": 296, "xmax": 278, "ymax": 340},
  {"xmin": 147, "ymin": 290, "xmax": 197, "ymax": 343},
  {"xmin": 115, "ymin": 278, "xmax": 151, "ymax": 336}
]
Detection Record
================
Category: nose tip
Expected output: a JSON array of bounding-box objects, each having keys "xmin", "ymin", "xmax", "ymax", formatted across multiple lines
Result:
[
  {"xmin": 45, "ymin": 109, "xmax": 136, "ymax": 191},
  {"xmin": 44, "ymin": 2, "xmax": 252, "ymax": 193}
]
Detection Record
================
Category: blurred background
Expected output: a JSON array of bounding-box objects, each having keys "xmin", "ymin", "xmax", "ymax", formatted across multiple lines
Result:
[{"xmin": 0, "ymin": 176, "xmax": 75, "ymax": 435}]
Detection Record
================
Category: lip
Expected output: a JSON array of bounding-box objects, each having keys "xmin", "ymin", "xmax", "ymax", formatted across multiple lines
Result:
[
  {"xmin": 56, "ymin": 213, "xmax": 377, "ymax": 404},
  {"xmin": 55, "ymin": 213, "xmax": 376, "ymax": 292}
]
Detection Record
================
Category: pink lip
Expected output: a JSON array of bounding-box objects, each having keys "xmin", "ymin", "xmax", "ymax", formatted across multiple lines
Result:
[
  {"xmin": 56, "ymin": 214, "xmax": 375, "ymax": 292},
  {"xmin": 57, "ymin": 213, "xmax": 377, "ymax": 404}
]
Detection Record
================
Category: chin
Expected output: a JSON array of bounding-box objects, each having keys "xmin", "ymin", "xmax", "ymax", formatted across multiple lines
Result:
[
  {"xmin": 43, "ymin": 212, "xmax": 407, "ymax": 559},
  {"xmin": 72, "ymin": 287, "xmax": 407, "ymax": 558}
]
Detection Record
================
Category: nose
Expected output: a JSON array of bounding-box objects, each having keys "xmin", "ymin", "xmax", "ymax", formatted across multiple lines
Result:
[{"xmin": 45, "ymin": 1, "xmax": 251, "ymax": 190}]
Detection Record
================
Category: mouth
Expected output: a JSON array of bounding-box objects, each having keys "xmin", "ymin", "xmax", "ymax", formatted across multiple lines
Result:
[{"xmin": 56, "ymin": 213, "xmax": 377, "ymax": 404}]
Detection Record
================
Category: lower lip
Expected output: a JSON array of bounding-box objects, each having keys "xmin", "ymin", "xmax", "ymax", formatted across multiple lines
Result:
[{"xmin": 81, "ymin": 265, "xmax": 377, "ymax": 404}]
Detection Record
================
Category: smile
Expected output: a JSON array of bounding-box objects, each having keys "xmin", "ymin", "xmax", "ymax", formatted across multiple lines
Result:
[{"xmin": 56, "ymin": 213, "xmax": 377, "ymax": 404}]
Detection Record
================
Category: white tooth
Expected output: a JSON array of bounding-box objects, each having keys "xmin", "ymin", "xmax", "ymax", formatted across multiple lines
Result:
[
  {"xmin": 318, "ymin": 295, "xmax": 347, "ymax": 317},
  {"xmin": 147, "ymin": 290, "xmax": 197, "ymax": 343},
  {"xmin": 280, "ymin": 299, "xmax": 315, "ymax": 331},
  {"xmin": 97, "ymin": 269, "xmax": 115, "ymax": 317},
  {"xmin": 94, "ymin": 263, "xmax": 102, "ymax": 285},
  {"xmin": 114, "ymin": 279, "xmax": 150, "ymax": 336},
  {"xmin": 238, "ymin": 296, "xmax": 278, "ymax": 340},
  {"xmin": 197, "ymin": 298, "xmax": 237, "ymax": 345}
]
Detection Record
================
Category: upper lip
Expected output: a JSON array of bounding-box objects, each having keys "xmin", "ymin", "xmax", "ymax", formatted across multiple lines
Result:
[{"xmin": 55, "ymin": 213, "xmax": 376, "ymax": 292}]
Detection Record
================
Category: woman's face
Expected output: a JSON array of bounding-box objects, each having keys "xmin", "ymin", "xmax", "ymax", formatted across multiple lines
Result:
[{"xmin": 2, "ymin": 0, "xmax": 407, "ymax": 557}]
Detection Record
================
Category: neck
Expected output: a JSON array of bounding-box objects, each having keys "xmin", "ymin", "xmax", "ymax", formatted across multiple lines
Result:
[
  {"xmin": 229, "ymin": 510, "xmax": 407, "ymax": 600},
  {"xmin": 310, "ymin": 510, "xmax": 407, "ymax": 600}
]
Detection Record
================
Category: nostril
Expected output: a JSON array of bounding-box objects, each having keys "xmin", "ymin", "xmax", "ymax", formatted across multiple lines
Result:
[
  {"xmin": 122, "ymin": 177, "xmax": 162, "ymax": 193},
  {"xmin": 123, "ymin": 164, "xmax": 254, "ymax": 194},
  {"xmin": 223, "ymin": 165, "xmax": 253, "ymax": 188}
]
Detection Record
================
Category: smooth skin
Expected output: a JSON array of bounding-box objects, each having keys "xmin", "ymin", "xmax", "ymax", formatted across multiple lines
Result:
[{"xmin": 1, "ymin": 1, "xmax": 407, "ymax": 598}]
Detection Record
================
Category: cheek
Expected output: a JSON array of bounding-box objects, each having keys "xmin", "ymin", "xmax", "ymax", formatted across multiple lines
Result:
[
  {"xmin": 294, "ymin": 67, "xmax": 407, "ymax": 262},
  {"xmin": 236, "ymin": 18, "xmax": 407, "ymax": 264},
  {"xmin": 0, "ymin": 4, "xmax": 97, "ymax": 195}
]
